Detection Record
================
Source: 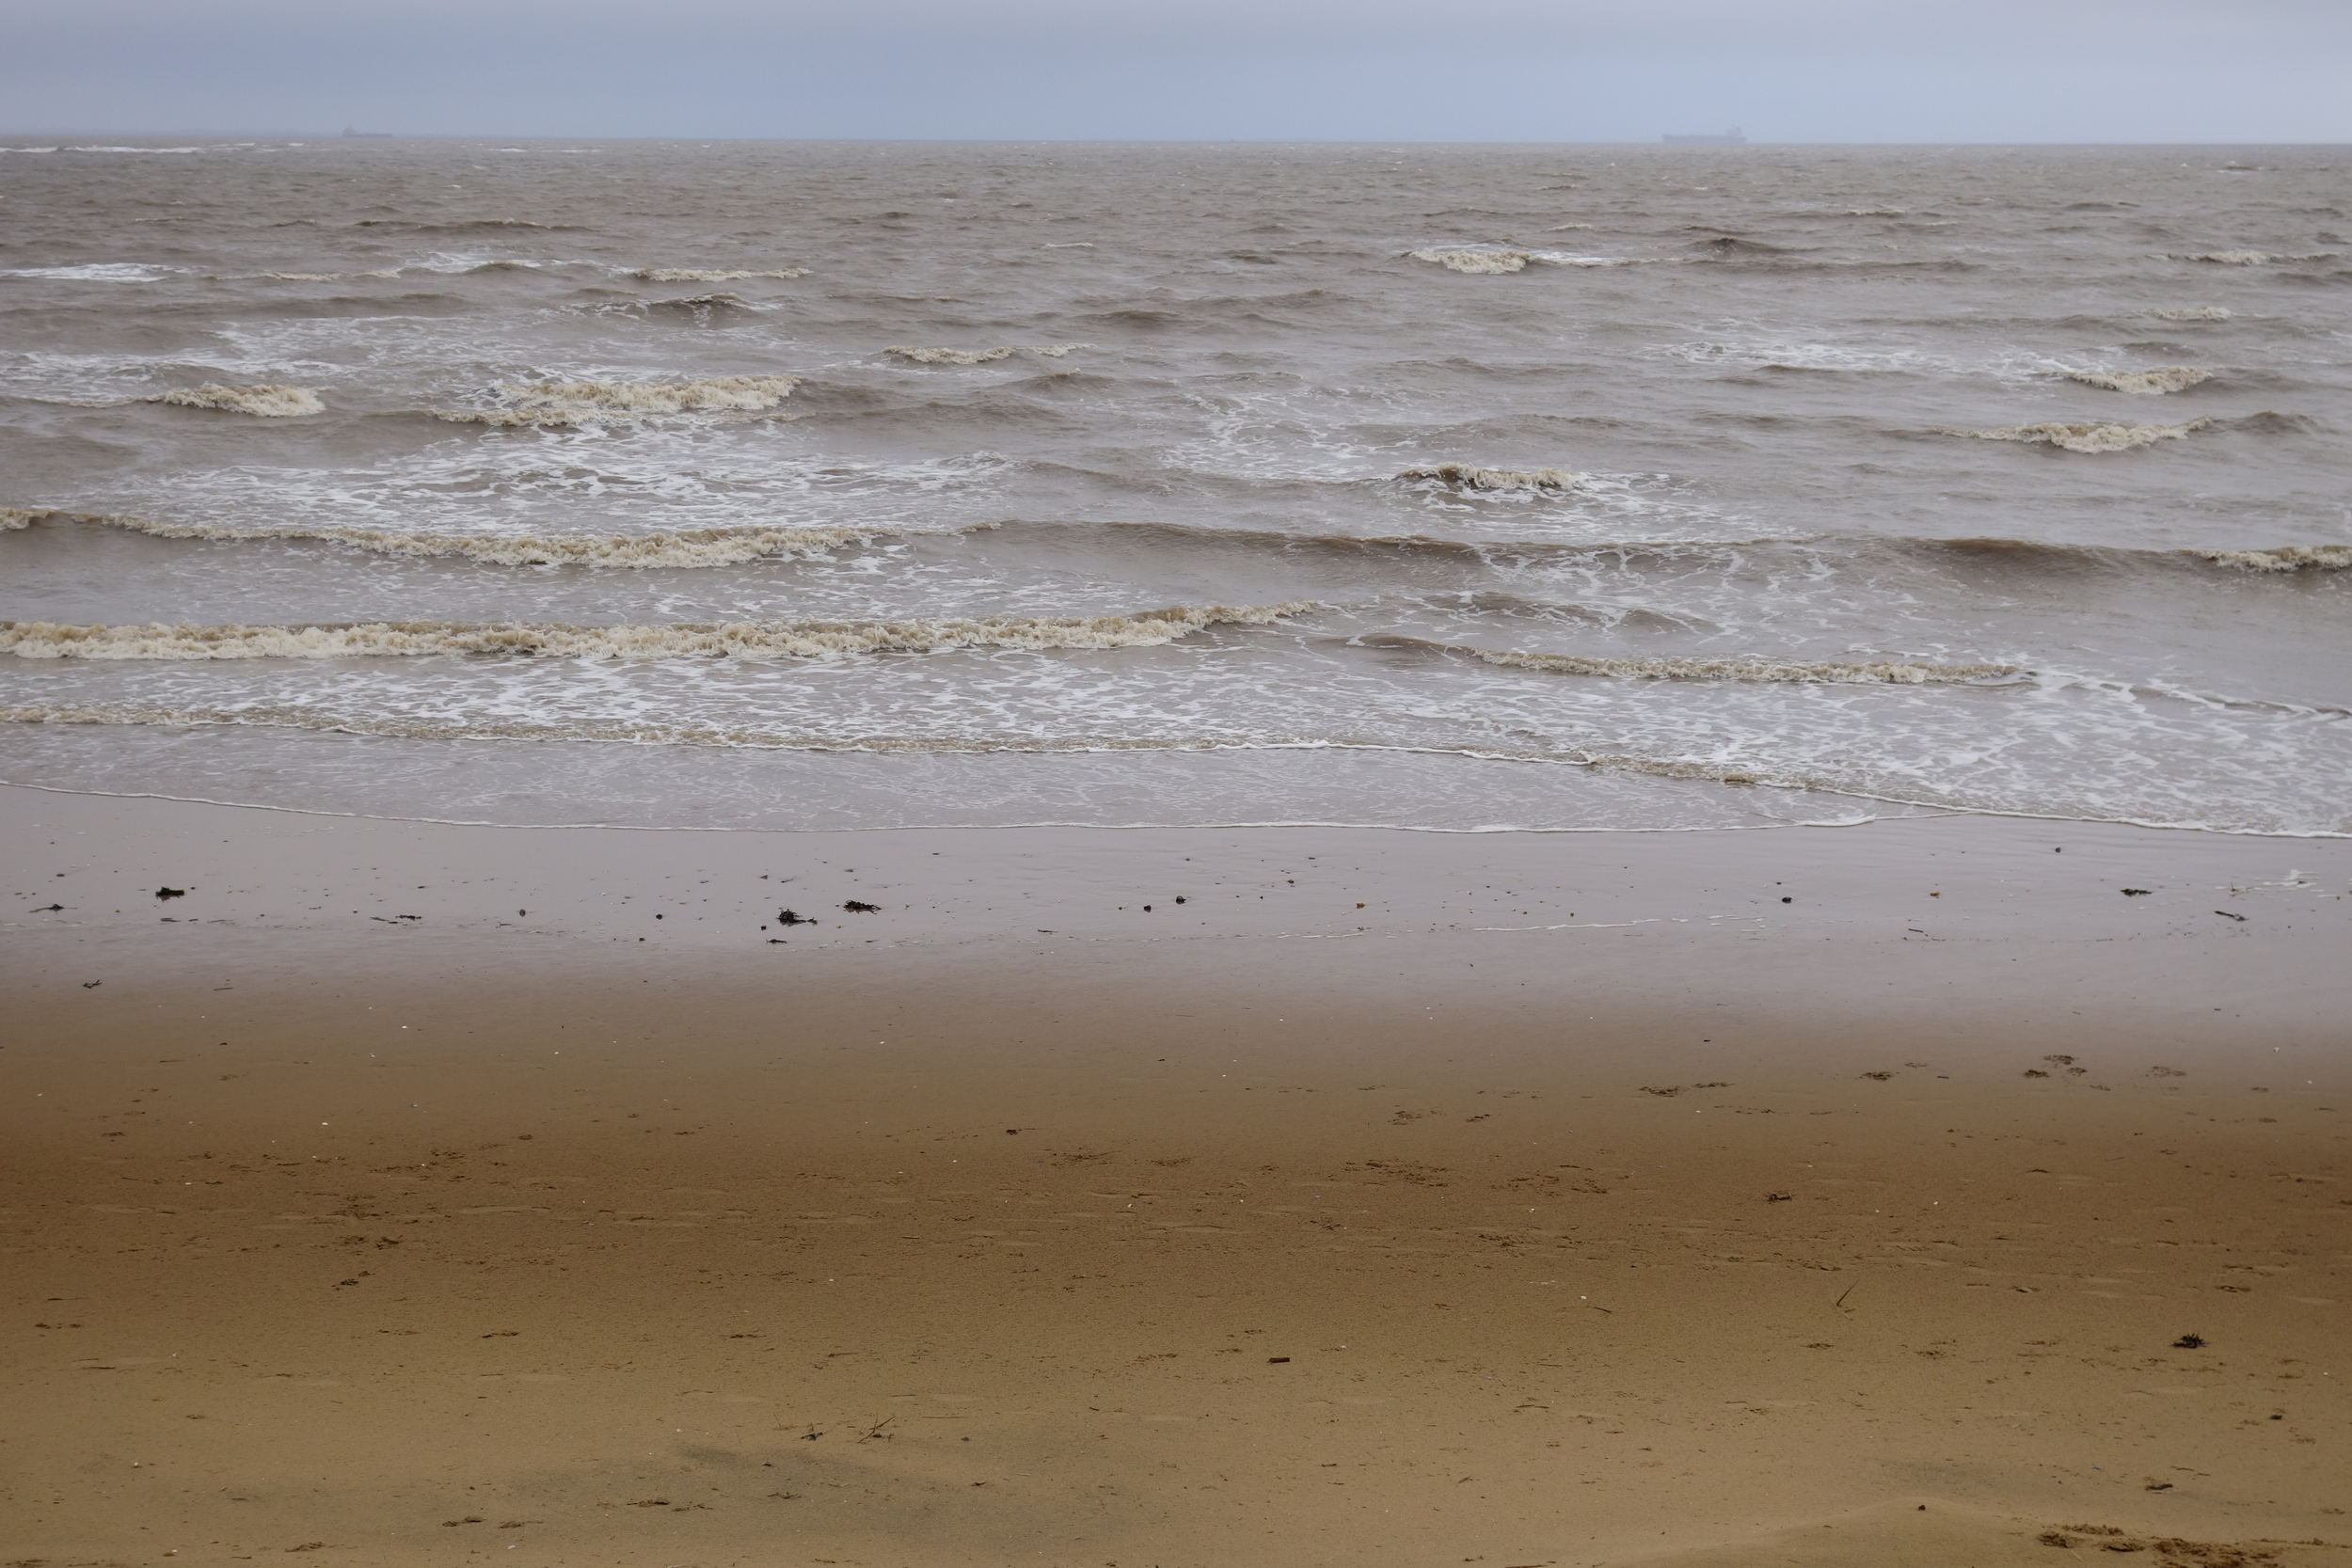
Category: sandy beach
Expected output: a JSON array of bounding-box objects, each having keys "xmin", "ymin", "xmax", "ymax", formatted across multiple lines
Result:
[{"xmin": 5, "ymin": 784, "xmax": 2347, "ymax": 1565}]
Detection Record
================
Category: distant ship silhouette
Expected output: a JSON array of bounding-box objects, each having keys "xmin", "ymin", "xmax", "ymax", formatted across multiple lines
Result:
[{"xmin": 1662, "ymin": 129, "xmax": 1747, "ymax": 145}]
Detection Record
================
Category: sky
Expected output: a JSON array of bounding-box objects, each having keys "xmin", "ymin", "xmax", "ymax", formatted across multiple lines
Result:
[{"xmin": 4, "ymin": 0, "xmax": 2348, "ymax": 143}]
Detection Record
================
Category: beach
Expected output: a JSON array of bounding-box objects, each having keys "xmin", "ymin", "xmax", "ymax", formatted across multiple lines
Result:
[
  {"xmin": 6, "ymin": 784, "xmax": 2347, "ymax": 1565},
  {"xmin": 4, "ymin": 135, "xmax": 2348, "ymax": 1563}
]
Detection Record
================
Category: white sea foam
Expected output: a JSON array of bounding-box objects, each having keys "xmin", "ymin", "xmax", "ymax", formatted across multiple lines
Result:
[
  {"xmin": 433, "ymin": 374, "xmax": 799, "ymax": 423},
  {"xmin": 4, "ymin": 510, "xmax": 896, "ymax": 567},
  {"xmin": 2061, "ymin": 366, "xmax": 2211, "ymax": 395},
  {"xmin": 2170, "ymin": 249, "xmax": 2340, "ymax": 265},
  {"xmin": 1546, "ymin": 223, "xmax": 1594, "ymax": 231},
  {"xmin": 1410, "ymin": 246, "xmax": 1665, "ymax": 274},
  {"xmin": 152, "ymin": 383, "xmax": 326, "ymax": 417},
  {"xmin": 1394, "ymin": 464, "xmax": 1584, "ymax": 492},
  {"xmin": 1944, "ymin": 420, "xmax": 2211, "ymax": 453},
  {"xmin": 0, "ymin": 603, "xmax": 1314, "ymax": 662},
  {"xmin": 1411, "ymin": 248, "xmax": 1534, "ymax": 274},
  {"xmin": 883, "ymin": 343, "xmax": 1092, "ymax": 365},
  {"xmin": 627, "ymin": 267, "xmax": 810, "ymax": 281},
  {"xmin": 2147, "ymin": 306, "xmax": 2232, "ymax": 321},
  {"xmin": 63, "ymin": 146, "xmax": 202, "ymax": 154},
  {"xmin": 2192, "ymin": 546, "xmax": 2352, "ymax": 574},
  {"xmin": 1395, "ymin": 638, "xmax": 2018, "ymax": 685},
  {"xmin": 0, "ymin": 263, "xmax": 173, "ymax": 282}
]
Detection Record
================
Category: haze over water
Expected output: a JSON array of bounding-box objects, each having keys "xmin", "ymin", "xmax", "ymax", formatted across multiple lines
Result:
[{"xmin": 2, "ymin": 139, "xmax": 2345, "ymax": 834}]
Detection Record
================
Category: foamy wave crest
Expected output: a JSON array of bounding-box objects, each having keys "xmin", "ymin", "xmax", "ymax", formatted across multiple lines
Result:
[
  {"xmin": 2192, "ymin": 546, "xmax": 2352, "ymax": 574},
  {"xmin": 434, "ymin": 374, "xmax": 797, "ymax": 423},
  {"xmin": 2061, "ymin": 366, "xmax": 2211, "ymax": 395},
  {"xmin": 1410, "ymin": 246, "xmax": 1663, "ymax": 274},
  {"xmin": 884, "ymin": 343, "xmax": 1092, "ymax": 365},
  {"xmin": 0, "ymin": 705, "xmax": 1246, "ymax": 754},
  {"xmin": 1943, "ymin": 419, "xmax": 2210, "ymax": 453},
  {"xmin": 2147, "ymin": 306, "xmax": 2232, "ymax": 321},
  {"xmin": 1411, "ymin": 247, "xmax": 1534, "ymax": 275},
  {"xmin": 2170, "ymin": 249, "xmax": 2340, "ymax": 265},
  {"xmin": 0, "ymin": 603, "xmax": 1313, "ymax": 662},
  {"xmin": 151, "ymin": 383, "xmax": 326, "ymax": 417},
  {"xmin": 1394, "ymin": 464, "xmax": 1584, "ymax": 492},
  {"xmin": 4, "ymin": 510, "xmax": 885, "ymax": 568},
  {"xmin": 1, "ymin": 262, "xmax": 173, "ymax": 282},
  {"xmin": 1372, "ymin": 636, "xmax": 2018, "ymax": 685},
  {"xmin": 627, "ymin": 266, "xmax": 810, "ymax": 281}
]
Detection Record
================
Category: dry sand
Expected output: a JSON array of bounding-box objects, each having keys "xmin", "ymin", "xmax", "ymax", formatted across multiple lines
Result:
[{"xmin": 3, "ymin": 785, "xmax": 2347, "ymax": 1566}]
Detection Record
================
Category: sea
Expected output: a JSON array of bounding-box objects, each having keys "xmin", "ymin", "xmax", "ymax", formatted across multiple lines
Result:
[{"xmin": 1, "ymin": 139, "xmax": 2345, "ymax": 835}]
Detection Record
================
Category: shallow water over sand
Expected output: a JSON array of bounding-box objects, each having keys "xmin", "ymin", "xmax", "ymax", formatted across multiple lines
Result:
[{"xmin": 2, "ymin": 141, "xmax": 2345, "ymax": 832}]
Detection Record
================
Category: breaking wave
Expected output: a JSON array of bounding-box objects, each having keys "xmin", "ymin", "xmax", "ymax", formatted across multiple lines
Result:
[
  {"xmin": 967, "ymin": 518, "xmax": 2346, "ymax": 585},
  {"xmin": 1, "ymin": 262, "xmax": 174, "ymax": 282},
  {"xmin": 1412, "ymin": 247, "xmax": 1535, "ymax": 275},
  {"xmin": 1394, "ymin": 464, "xmax": 1584, "ymax": 492},
  {"xmin": 433, "ymin": 374, "xmax": 798, "ymax": 424},
  {"xmin": 883, "ymin": 343, "xmax": 1091, "ymax": 365},
  {"xmin": 151, "ymin": 383, "xmax": 326, "ymax": 417},
  {"xmin": 2192, "ymin": 546, "xmax": 2352, "ymax": 574},
  {"xmin": 1360, "ymin": 635, "xmax": 2020, "ymax": 685},
  {"xmin": 2147, "ymin": 306, "xmax": 2232, "ymax": 321},
  {"xmin": 2170, "ymin": 250, "xmax": 2339, "ymax": 265},
  {"xmin": 627, "ymin": 266, "xmax": 809, "ymax": 281},
  {"xmin": 1942, "ymin": 419, "xmax": 2211, "ymax": 453},
  {"xmin": 355, "ymin": 218, "xmax": 580, "ymax": 232},
  {"xmin": 637, "ymin": 295, "xmax": 764, "ymax": 322},
  {"xmin": 2061, "ymin": 367, "xmax": 2210, "ymax": 395},
  {"xmin": 1, "ymin": 509, "xmax": 898, "ymax": 567},
  {"xmin": 1408, "ymin": 247, "xmax": 1664, "ymax": 275},
  {"xmin": 0, "ymin": 603, "xmax": 1315, "ymax": 662}
]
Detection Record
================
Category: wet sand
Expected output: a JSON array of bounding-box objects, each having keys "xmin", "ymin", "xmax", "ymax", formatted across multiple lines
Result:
[{"xmin": 4, "ymin": 786, "xmax": 2348, "ymax": 1566}]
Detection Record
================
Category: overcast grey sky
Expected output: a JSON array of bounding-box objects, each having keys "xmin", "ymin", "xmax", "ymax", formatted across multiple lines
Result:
[{"xmin": 5, "ymin": 0, "xmax": 2348, "ymax": 142}]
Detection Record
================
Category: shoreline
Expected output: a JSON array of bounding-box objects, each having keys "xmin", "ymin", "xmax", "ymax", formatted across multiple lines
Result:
[
  {"xmin": 17, "ymin": 772, "xmax": 2352, "ymax": 841},
  {"xmin": 5, "ymin": 784, "xmax": 2347, "ymax": 1564}
]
